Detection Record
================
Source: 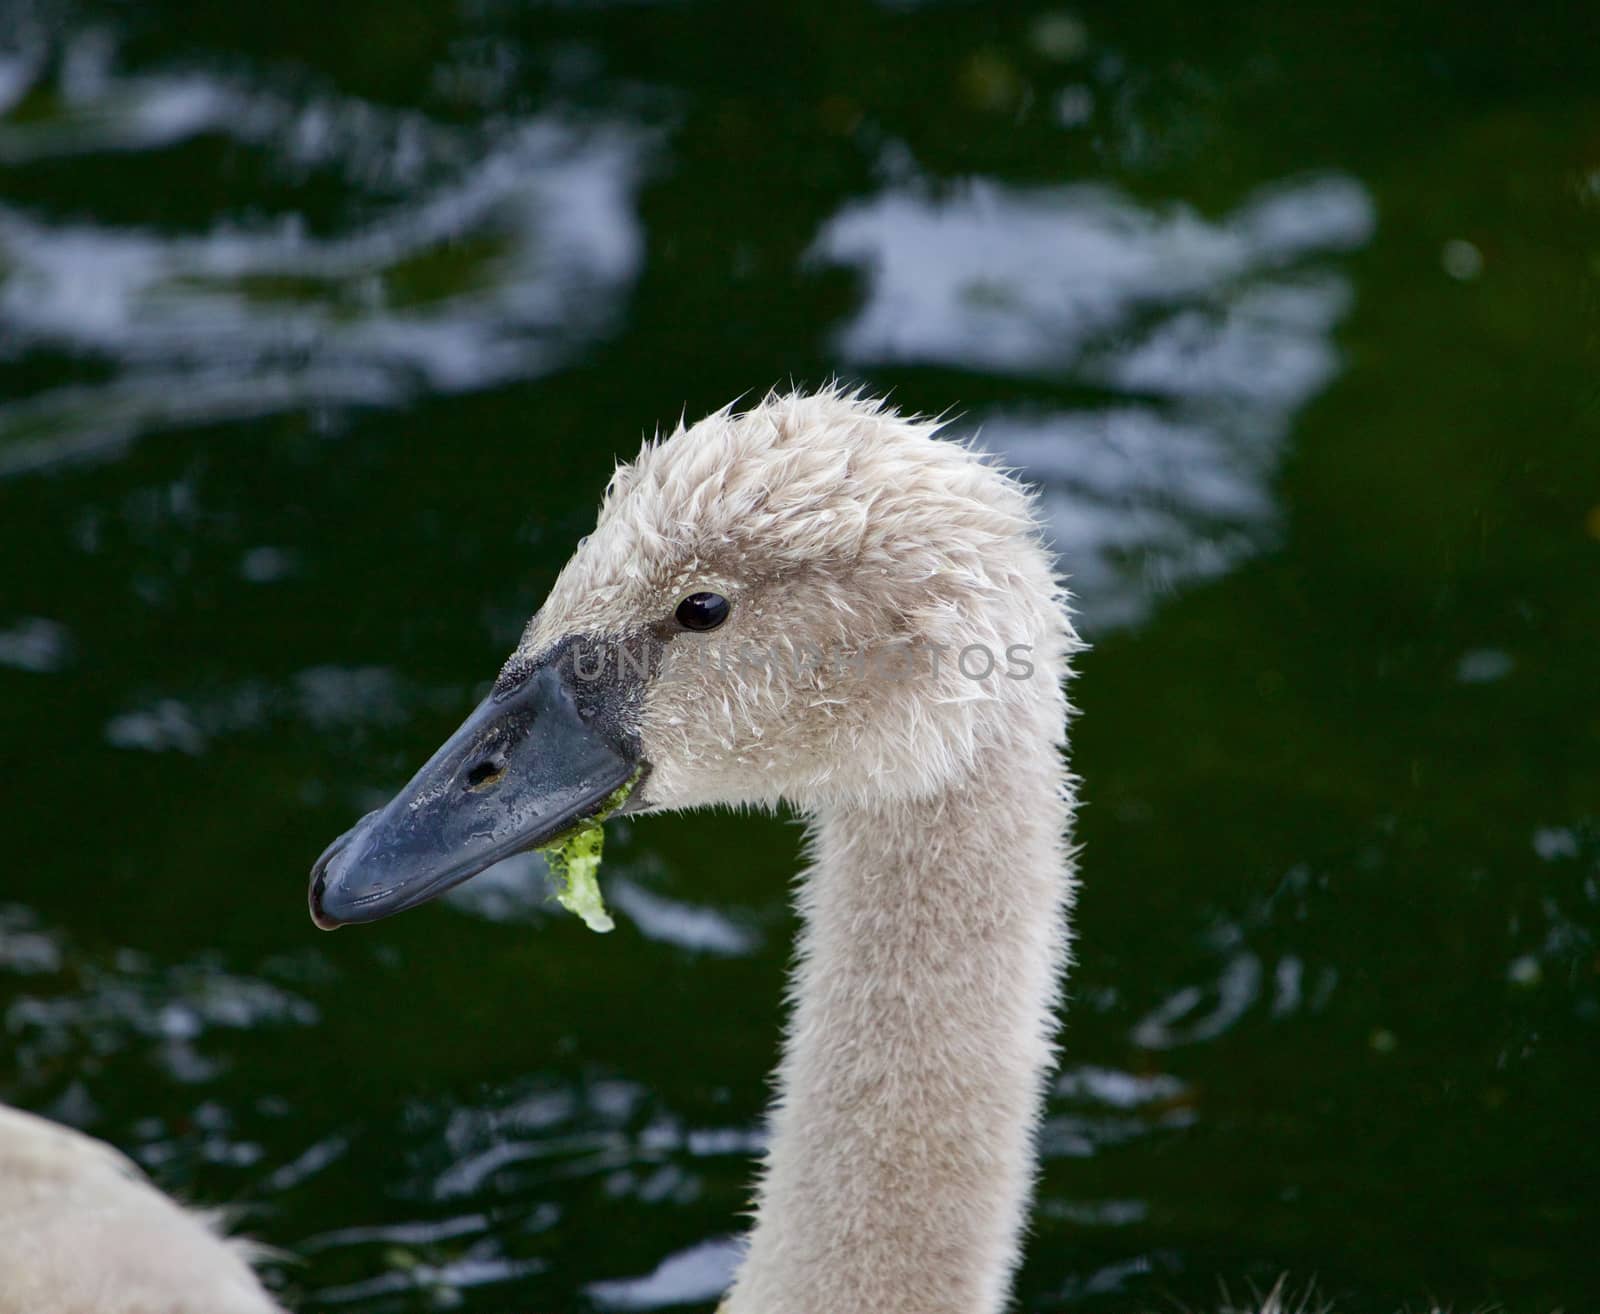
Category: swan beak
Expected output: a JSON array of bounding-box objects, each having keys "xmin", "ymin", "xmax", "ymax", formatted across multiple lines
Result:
[{"xmin": 308, "ymin": 658, "xmax": 640, "ymax": 929}]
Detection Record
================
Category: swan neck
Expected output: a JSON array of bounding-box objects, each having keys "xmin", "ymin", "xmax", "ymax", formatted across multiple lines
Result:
[{"xmin": 725, "ymin": 730, "xmax": 1074, "ymax": 1314}]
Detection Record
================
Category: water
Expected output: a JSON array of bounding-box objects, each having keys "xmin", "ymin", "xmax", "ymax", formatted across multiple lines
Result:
[{"xmin": 2, "ymin": 2, "xmax": 1597, "ymax": 1309}]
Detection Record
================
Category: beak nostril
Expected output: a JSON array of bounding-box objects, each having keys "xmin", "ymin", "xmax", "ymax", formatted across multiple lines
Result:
[{"xmin": 465, "ymin": 759, "xmax": 505, "ymax": 791}]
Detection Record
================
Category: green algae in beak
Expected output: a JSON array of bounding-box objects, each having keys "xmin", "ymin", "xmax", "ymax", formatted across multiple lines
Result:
[
  {"xmin": 544, "ymin": 822, "xmax": 612, "ymax": 932},
  {"xmin": 539, "ymin": 771, "xmax": 640, "ymax": 932}
]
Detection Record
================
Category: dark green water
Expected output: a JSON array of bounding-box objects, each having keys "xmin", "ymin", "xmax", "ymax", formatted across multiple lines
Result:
[{"xmin": 2, "ymin": 2, "xmax": 1597, "ymax": 1310}]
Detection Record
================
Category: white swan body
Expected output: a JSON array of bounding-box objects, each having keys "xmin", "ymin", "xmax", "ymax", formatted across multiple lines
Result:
[{"xmin": 0, "ymin": 1103, "xmax": 283, "ymax": 1314}]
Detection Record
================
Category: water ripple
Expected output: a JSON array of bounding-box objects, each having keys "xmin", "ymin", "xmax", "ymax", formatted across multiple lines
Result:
[
  {"xmin": 813, "ymin": 166, "xmax": 1374, "ymax": 629},
  {"xmin": 0, "ymin": 34, "xmax": 650, "ymax": 475},
  {"xmin": 586, "ymin": 1235, "xmax": 743, "ymax": 1311}
]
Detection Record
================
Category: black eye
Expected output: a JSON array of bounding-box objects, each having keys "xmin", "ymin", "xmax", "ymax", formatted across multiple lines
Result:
[{"xmin": 675, "ymin": 591, "xmax": 730, "ymax": 631}]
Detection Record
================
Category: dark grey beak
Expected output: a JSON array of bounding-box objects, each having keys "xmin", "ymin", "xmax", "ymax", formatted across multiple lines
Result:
[{"xmin": 309, "ymin": 658, "xmax": 640, "ymax": 929}]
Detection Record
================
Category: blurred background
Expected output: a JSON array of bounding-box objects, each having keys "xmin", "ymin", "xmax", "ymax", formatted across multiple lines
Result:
[{"xmin": 1, "ymin": 0, "xmax": 1597, "ymax": 1310}]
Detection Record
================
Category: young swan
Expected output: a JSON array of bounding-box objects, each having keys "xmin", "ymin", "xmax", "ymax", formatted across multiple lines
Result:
[
  {"xmin": 0, "ymin": 1104, "xmax": 283, "ymax": 1314},
  {"xmin": 311, "ymin": 388, "xmax": 1080, "ymax": 1314}
]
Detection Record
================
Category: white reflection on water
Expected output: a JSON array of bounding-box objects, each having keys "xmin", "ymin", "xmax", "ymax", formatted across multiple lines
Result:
[
  {"xmin": 439, "ymin": 851, "xmax": 561, "ymax": 925},
  {"xmin": 415, "ymin": 1072, "xmax": 761, "ymax": 1203},
  {"xmin": 314, "ymin": 1249, "xmax": 547, "ymax": 1307},
  {"xmin": 0, "ymin": 904, "xmax": 318, "ymax": 1093},
  {"xmin": 608, "ymin": 876, "xmax": 762, "ymax": 957},
  {"xmin": 0, "ymin": 34, "xmax": 648, "ymax": 475},
  {"xmin": 1055, "ymin": 1063, "xmax": 1186, "ymax": 1108},
  {"xmin": 587, "ymin": 1235, "xmax": 744, "ymax": 1311},
  {"xmin": 1131, "ymin": 951, "xmax": 1262, "ymax": 1049},
  {"xmin": 289, "ymin": 1070, "xmax": 765, "ymax": 1306},
  {"xmin": 443, "ymin": 854, "xmax": 763, "ymax": 958},
  {"xmin": 103, "ymin": 666, "xmax": 430, "ymax": 755},
  {"xmin": 980, "ymin": 407, "xmax": 1277, "ymax": 630},
  {"xmin": 1042, "ymin": 1062, "xmax": 1195, "ymax": 1160},
  {"xmin": 812, "ymin": 171, "xmax": 1374, "ymax": 629},
  {"xmin": 0, "ymin": 616, "xmax": 72, "ymax": 672},
  {"xmin": 816, "ymin": 174, "xmax": 1368, "ymax": 375}
]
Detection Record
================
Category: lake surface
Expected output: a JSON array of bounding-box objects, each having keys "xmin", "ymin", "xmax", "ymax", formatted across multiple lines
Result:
[{"xmin": 2, "ymin": 2, "xmax": 1597, "ymax": 1310}]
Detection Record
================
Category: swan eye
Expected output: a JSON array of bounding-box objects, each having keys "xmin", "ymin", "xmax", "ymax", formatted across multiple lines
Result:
[{"xmin": 675, "ymin": 591, "xmax": 730, "ymax": 632}]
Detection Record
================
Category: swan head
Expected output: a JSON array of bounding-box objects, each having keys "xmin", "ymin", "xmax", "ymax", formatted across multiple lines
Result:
[{"xmin": 310, "ymin": 387, "xmax": 1073, "ymax": 927}]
